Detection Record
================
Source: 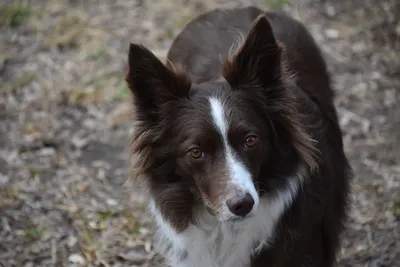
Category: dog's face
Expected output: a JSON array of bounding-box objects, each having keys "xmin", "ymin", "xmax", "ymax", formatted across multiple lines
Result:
[
  {"xmin": 173, "ymin": 83, "xmax": 271, "ymax": 221},
  {"xmin": 126, "ymin": 15, "xmax": 317, "ymax": 229}
]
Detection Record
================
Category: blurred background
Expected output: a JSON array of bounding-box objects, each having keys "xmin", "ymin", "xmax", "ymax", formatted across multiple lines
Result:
[{"xmin": 0, "ymin": 0, "xmax": 399, "ymax": 266}]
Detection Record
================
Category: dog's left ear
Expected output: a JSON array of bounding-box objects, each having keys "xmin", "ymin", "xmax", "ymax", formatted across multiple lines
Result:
[{"xmin": 222, "ymin": 14, "xmax": 282, "ymax": 86}]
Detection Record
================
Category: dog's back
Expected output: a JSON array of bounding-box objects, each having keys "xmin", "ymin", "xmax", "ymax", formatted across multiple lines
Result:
[{"xmin": 167, "ymin": 7, "xmax": 334, "ymax": 105}]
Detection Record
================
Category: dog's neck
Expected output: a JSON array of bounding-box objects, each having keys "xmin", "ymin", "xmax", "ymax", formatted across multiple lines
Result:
[{"xmin": 149, "ymin": 170, "xmax": 305, "ymax": 267}]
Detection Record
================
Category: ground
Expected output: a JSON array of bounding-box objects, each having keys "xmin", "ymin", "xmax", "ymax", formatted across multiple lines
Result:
[{"xmin": 0, "ymin": 0, "xmax": 399, "ymax": 266}]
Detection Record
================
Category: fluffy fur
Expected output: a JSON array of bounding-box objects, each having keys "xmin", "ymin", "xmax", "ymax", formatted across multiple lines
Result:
[{"xmin": 125, "ymin": 6, "xmax": 352, "ymax": 267}]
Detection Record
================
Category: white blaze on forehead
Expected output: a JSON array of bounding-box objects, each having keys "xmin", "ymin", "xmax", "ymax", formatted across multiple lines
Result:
[{"xmin": 208, "ymin": 97, "xmax": 259, "ymax": 209}]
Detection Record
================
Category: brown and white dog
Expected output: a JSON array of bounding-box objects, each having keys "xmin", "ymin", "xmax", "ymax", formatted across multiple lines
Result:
[{"xmin": 125, "ymin": 6, "xmax": 352, "ymax": 267}]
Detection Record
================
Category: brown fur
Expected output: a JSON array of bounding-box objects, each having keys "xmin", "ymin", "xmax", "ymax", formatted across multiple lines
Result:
[{"xmin": 126, "ymin": 6, "xmax": 352, "ymax": 267}]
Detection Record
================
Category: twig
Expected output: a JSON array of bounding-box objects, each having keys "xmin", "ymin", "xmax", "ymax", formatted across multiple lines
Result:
[{"xmin": 51, "ymin": 238, "xmax": 57, "ymax": 266}]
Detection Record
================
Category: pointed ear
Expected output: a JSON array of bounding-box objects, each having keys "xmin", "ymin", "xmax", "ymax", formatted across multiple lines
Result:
[
  {"xmin": 125, "ymin": 43, "xmax": 191, "ymax": 120},
  {"xmin": 222, "ymin": 14, "xmax": 282, "ymax": 86}
]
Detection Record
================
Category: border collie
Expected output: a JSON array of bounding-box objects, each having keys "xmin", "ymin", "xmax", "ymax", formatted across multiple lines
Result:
[{"xmin": 125, "ymin": 6, "xmax": 352, "ymax": 267}]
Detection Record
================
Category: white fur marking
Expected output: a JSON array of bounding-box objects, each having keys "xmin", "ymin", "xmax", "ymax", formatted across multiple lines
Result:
[{"xmin": 209, "ymin": 97, "xmax": 259, "ymax": 217}]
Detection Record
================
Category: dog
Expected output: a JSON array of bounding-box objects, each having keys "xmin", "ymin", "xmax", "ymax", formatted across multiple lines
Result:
[{"xmin": 125, "ymin": 6, "xmax": 352, "ymax": 267}]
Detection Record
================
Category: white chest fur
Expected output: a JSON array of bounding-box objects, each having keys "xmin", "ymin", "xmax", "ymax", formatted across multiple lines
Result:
[{"xmin": 149, "ymin": 176, "xmax": 303, "ymax": 267}]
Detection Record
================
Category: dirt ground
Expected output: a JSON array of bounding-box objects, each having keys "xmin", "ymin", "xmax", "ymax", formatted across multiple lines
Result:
[{"xmin": 0, "ymin": 0, "xmax": 399, "ymax": 266}]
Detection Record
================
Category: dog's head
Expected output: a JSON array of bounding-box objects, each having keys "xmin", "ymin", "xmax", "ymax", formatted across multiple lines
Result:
[{"xmin": 126, "ymin": 15, "xmax": 318, "ymax": 231}]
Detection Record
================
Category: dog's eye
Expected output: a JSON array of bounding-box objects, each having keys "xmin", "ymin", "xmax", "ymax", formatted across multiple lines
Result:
[
  {"xmin": 189, "ymin": 147, "xmax": 204, "ymax": 159},
  {"xmin": 245, "ymin": 135, "xmax": 258, "ymax": 148}
]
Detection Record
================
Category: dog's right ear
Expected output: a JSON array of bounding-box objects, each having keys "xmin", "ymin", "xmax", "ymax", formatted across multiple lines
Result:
[
  {"xmin": 222, "ymin": 15, "xmax": 282, "ymax": 87},
  {"xmin": 125, "ymin": 43, "xmax": 191, "ymax": 121}
]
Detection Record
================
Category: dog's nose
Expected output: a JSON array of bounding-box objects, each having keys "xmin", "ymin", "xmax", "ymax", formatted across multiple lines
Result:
[{"xmin": 226, "ymin": 193, "xmax": 255, "ymax": 217}]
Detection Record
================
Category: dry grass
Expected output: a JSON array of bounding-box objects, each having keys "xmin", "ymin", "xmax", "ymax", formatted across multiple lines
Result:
[
  {"xmin": 0, "ymin": 2, "xmax": 32, "ymax": 27},
  {"xmin": 0, "ymin": 0, "xmax": 399, "ymax": 266}
]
